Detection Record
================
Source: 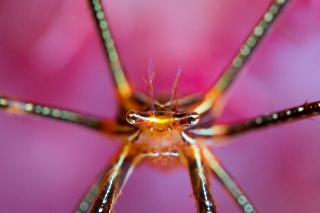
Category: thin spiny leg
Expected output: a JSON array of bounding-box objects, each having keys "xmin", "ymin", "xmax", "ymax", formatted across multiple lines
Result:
[
  {"xmin": 190, "ymin": 100, "xmax": 320, "ymax": 139},
  {"xmin": 183, "ymin": 144, "xmax": 217, "ymax": 213},
  {"xmin": 194, "ymin": 0, "xmax": 289, "ymax": 115},
  {"xmin": 89, "ymin": 141, "xmax": 144, "ymax": 213},
  {"xmin": 202, "ymin": 148, "xmax": 255, "ymax": 213},
  {"xmin": 88, "ymin": 0, "xmax": 132, "ymax": 102}
]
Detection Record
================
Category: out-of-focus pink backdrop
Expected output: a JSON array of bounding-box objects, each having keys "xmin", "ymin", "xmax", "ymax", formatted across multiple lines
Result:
[{"xmin": 0, "ymin": 0, "xmax": 320, "ymax": 212}]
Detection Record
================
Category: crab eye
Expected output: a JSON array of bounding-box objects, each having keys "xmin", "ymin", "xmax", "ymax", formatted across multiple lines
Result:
[
  {"xmin": 187, "ymin": 112, "xmax": 200, "ymax": 125},
  {"xmin": 126, "ymin": 110, "xmax": 138, "ymax": 124}
]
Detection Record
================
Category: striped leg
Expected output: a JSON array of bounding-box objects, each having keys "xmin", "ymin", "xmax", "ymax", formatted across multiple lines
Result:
[
  {"xmin": 183, "ymin": 144, "xmax": 217, "ymax": 213},
  {"xmin": 88, "ymin": 142, "xmax": 144, "ymax": 213}
]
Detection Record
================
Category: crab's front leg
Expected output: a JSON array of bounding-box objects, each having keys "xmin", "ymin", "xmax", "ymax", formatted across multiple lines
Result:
[
  {"xmin": 182, "ymin": 144, "xmax": 217, "ymax": 213},
  {"xmin": 86, "ymin": 139, "xmax": 145, "ymax": 213}
]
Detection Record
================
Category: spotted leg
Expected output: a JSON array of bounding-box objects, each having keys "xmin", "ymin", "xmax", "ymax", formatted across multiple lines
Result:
[
  {"xmin": 202, "ymin": 147, "xmax": 255, "ymax": 213},
  {"xmin": 194, "ymin": 0, "xmax": 289, "ymax": 115}
]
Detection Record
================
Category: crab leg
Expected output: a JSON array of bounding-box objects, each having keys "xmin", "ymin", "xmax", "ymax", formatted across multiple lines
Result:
[
  {"xmin": 0, "ymin": 94, "xmax": 103, "ymax": 129},
  {"xmin": 76, "ymin": 178, "xmax": 101, "ymax": 213},
  {"xmin": 0, "ymin": 93, "xmax": 137, "ymax": 135},
  {"xmin": 88, "ymin": 0, "xmax": 151, "ymax": 112},
  {"xmin": 89, "ymin": 141, "xmax": 144, "ymax": 213},
  {"xmin": 89, "ymin": 0, "xmax": 131, "ymax": 99},
  {"xmin": 183, "ymin": 144, "xmax": 217, "ymax": 213},
  {"xmin": 202, "ymin": 147, "xmax": 255, "ymax": 213},
  {"xmin": 194, "ymin": 0, "xmax": 289, "ymax": 115},
  {"xmin": 191, "ymin": 100, "xmax": 320, "ymax": 138}
]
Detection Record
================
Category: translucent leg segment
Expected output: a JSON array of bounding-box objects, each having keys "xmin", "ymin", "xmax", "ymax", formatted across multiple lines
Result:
[
  {"xmin": 202, "ymin": 148, "xmax": 255, "ymax": 213},
  {"xmin": 0, "ymin": 94, "xmax": 103, "ymax": 129},
  {"xmin": 88, "ymin": 0, "xmax": 132, "ymax": 101},
  {"xmin": 194, "ymin": 0, "xmax": 289, "ymax": 115},
  {"xmin": 75, "ymin": 180, "xmax": 102, "ymax": 213}
]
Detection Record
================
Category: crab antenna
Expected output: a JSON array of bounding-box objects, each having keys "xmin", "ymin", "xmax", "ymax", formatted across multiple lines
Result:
[
  {"xmin": 142, "ymin": 59, "xmax": 156, "ymax": 111},
  {"xmin": 169, "ymin": 66, "xmax": 183, "ymax": 111}
]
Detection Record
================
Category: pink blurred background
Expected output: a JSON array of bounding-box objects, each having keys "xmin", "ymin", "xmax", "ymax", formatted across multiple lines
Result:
[{"xmin": 0, "ymin": 0, "xmax": 320, "ymax": 212}]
